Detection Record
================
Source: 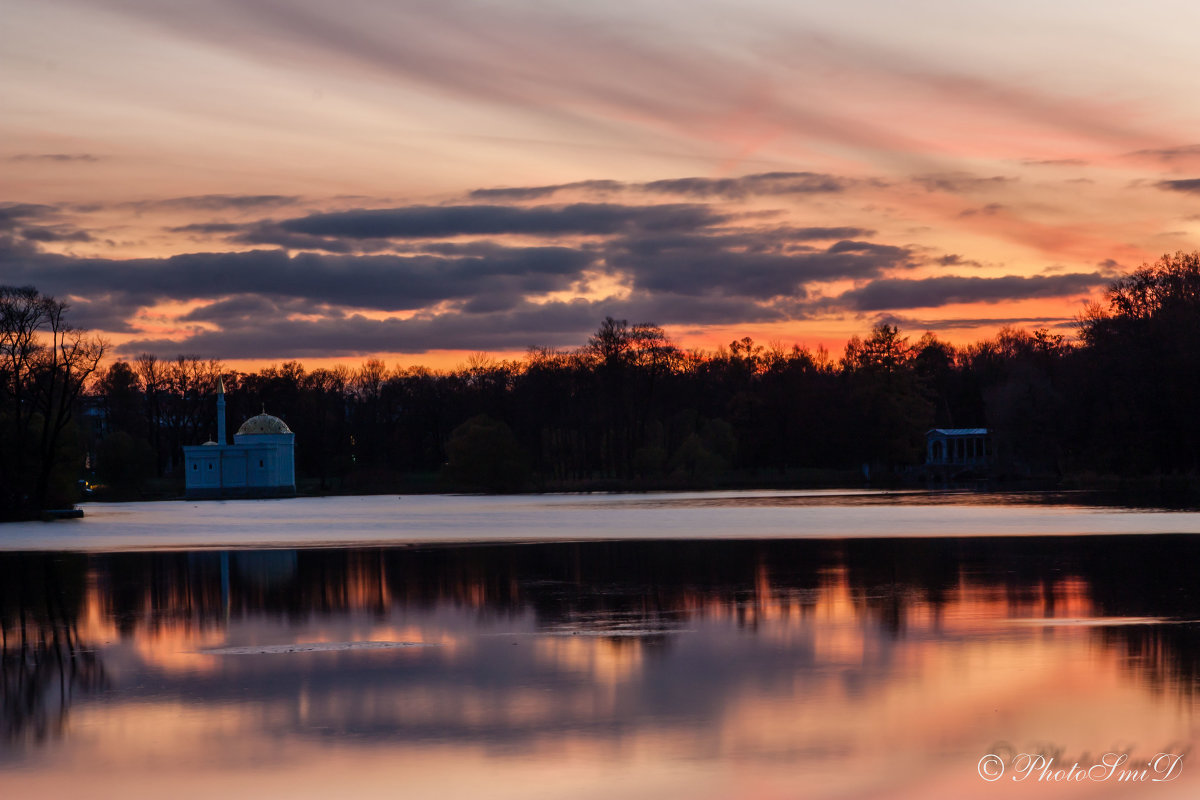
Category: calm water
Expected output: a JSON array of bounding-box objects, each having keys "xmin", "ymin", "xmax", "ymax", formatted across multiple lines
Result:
[
  {"xmin": 3, "ymin": 492, "xmax": 1200, "ymax": 798},
  {"xmin": 3, "ymin": 490, "xmax": 1200, "ymax": 550}
]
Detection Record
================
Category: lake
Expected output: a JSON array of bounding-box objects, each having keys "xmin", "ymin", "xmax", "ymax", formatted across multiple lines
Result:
[{"xmin": 2, "ymin": 490, "xmax": 1199, "ymax": 798}]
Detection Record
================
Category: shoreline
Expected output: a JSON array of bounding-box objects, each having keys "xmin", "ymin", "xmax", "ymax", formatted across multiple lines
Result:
[{"xmin": 75, "ymin": 469, "xmax": 1200, "ymax": 506}]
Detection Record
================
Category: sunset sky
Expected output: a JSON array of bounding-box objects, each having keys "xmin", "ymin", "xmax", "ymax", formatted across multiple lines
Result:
[{"xmin": 6, "ymin": 0, "xmax": 1200, "ymax": 369}]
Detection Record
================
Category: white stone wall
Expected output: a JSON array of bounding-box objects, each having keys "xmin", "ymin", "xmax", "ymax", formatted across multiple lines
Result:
[
  {"xmin": 183, "ymin": 447, "xmax": 223, "ymax": 489},
  {"xmin": 233, "ymin": 433, "xmax": 295, "ymax": 488},
  {"xmin": 183, "ymin": 432, "xmax": 295, "ymax": 496}
]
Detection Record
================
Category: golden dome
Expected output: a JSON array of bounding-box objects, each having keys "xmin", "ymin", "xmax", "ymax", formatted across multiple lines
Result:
[{"xmin": 236, "ymin": 413, "xmax": 292, "ymax": 436}]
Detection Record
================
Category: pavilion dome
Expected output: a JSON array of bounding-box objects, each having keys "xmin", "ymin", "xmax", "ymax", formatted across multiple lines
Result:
[{"xmin": 236, "ymin": 413, "xmax": 293, "ymax": 436}]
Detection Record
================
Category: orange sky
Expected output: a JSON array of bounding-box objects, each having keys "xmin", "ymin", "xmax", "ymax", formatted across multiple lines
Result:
[{"xmin": 5, "ymin": 0, "xmax": 1200, "ymax": 369}]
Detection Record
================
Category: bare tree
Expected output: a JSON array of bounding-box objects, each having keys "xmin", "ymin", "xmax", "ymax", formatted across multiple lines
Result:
[{"xmin": 0, "ymin": 286, "xmax": 105, "ymax": 518}]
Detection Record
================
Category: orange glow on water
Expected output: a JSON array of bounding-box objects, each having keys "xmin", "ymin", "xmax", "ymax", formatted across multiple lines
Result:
[{"xmin": 4, "ymin": 533, "xmax": 1200, "ymax": 799}]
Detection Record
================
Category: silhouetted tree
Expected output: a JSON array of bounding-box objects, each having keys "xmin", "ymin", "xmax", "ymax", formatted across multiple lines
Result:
[
  {"xmin": 0, "ymin": 286, "xmax": 104, "ymax": 518},
  {"xmin": 1073, "ymin": 252, "xmax": 1200, "ymax": 473},
  {"xmin": 840, "ymin": 324, "xmax": 932, "ymax": 469}
]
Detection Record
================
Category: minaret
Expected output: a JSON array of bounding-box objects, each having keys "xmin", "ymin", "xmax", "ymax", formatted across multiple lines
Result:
[{"xmin": 217, "ymin": 376, "xmax": 227, "ymax": 445}]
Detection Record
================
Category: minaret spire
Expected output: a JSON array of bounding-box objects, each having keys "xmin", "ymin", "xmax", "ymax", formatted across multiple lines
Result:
[{"xmin": 216, "ymin": 376, "xmax": 227, "ymax": 445}]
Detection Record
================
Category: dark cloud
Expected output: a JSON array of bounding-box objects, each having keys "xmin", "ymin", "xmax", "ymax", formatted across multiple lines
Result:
[
  {"xmin": 1020, "ymin": 158, "xmax": 1087, "ymax": 167},
  {"xmin": 2, "ymin": 185, "xmax": 924, "ymax": 358},
  {"xmin": 20, "ymin": 226, "xmax": 92, "ymax": 243},
  {"xmin": 167, "ymin": 222, "xmax": 246, "ymax": 234},
  {"xmin": 874, "ymin": 313, "xmax": 1074, "ymax": 330},
  {"xmin": 785, "ymin": 226, "xmax": 875, "ymax": 240},
  {"xmin": 467, "ymin": 172, "xmax": 852, "ymax": 203},
  {"xmin": 836, "ymin": 273, "xmax": 1106, "ymax": 311},
  {"xmin": 1, "ymin": 245, "xmax": 602, "ymax": 315},
  {"xmin": 58, "ymin": 295, "xmax": 138, "ymax": 333},
  {"xmin": 9, "ymin": 153, "xmax": 103, "ymax": 163},
  {"xmin": 179, "ymin": 295, "xmax": 340, "ymax": 325},
  {"xmin": 234, "ymin": 226, "xmax": 378, "ymax": 253},
  {"xmin": 1130, "ymin": 145, "xmax": 1200, "ymax": 163},
  {"xmin": 958, "ymin": 203, "xmax": 1005, "ymax": 217},
  {"xmin": 825, "ymin": 240, "xmax": 906, "ymax": 256},
  {"xmin": 610, "ymin": 238, "xmax": 913, "ymax": 299},
  {"xmin": 1156, "ymin": 179, "xmax": 1200, "ymax": 195},
  {"xmin": 0, "ymin": 203, "xmax": 59, "ymax": 231},
  {"xmin": 913, "ymin": 173, "xmax": 1015, "ymax": 193},
  {"xmin": 640, "ymin": 172, "xmax": 849, "ymax": 198},
  {"xmin": 240, "ymin": 213, "xmax": 874, "ymax": 256},
  {"xmin": 126, "ymin": 195, "xmax": 302, "ymax": 212},
  {"xmin": 1, "ymin": 177, "xmax": 1036, "ymax": 358},
  {"xmin": 0, "ymin": 203, "xmax": 93, "ymax": 243},
  {"xmin": 935, "ymin": 254, "xmax": 983, "ymax": 268},
  {"xmin": 271, "ymin": 203, "xmax": 725, "ymax": 241},
  {"xmin": 145, "ymin": 177, "xmax": 872, "ymax": 260},
  {"xmin": 470, "ymin": 180, "xmax": 624, "ymax": 201},
  {"xmin": 411, "ymin": 239, "xmax": 582, "ymax": 257}
]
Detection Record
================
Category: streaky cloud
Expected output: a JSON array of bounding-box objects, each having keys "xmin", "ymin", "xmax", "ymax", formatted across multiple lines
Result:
[
  {"xmin": 640, "ymin": 172, "xmax": 849, "ymax": 198},
  {"xmin": 935, "ymin": 254, "xmax": 983, "ymax": 268},
  {"xmin": 1130, "ymin": 145, "xmax": 1200, "ymax": 163},
  {"xmin": 0, "ymin": 203, "xmax": 93, "ymax": 244},
  {"xmin": 167, "ymin": 222, "xmax": 246, "ymax": 234},
  {"xmin": 19, "ymin": 226, "xmax": 92, "ymax": 243},
  {"xmin": 874, "ymin": 312, "xmax": 1074, "ymax": 330},
  {"xmin": 913, "ymin": 173, "xmax": 1015, "ymax": 194},
  {"xmin": 1156, "ymin": 179, "xmax": 1200, "ymax": 195},
  {"xmin": 0, "ymin": 244, "xmax": 601, "ymax": 314},
  {"xmin": 609, "ymin": 238, "xmax": 914, "ymax": 299},
  {"xmin": 9, "ymin": 153, "xmax": 103, "ymax": 163},
  {"xmin": 125, "ymin": 194, "xmax": 302, "ymax": 212},
  {"xmin": 467, "ymin": 172, "xmax": 852, "ymax": 203},
  {"xmin": 0, "ymin": 203, "xmax": 60, "ymax": 229},
  {"xmin": 272, "ymin": 203, "xmax": 726, "ymax": 240},
  {"xmin": 838, "ymin": 273, "xmax": 1106, "ymax": 311},
  {"xmin": 1020, "ymin": 157, "xmax": 1088, "ymax": 167},
  {"xmin": 470, "ymin": 180, "xmax": 625, "ymax": 201}
]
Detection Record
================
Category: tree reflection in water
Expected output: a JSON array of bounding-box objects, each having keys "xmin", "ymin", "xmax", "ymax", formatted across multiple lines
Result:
[
  {"xmin": 1, "ymin": 554, "xmax": 106, "ymax": 747},
  {"xmin": 3, "ymin": 536, "xmax": 1200, "ymax": 750}
]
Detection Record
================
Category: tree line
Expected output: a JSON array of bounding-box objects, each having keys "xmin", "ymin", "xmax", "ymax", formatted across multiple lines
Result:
[{"xmin": 3, "ymin": 252, "xmax": 1200, "ymax": 517}]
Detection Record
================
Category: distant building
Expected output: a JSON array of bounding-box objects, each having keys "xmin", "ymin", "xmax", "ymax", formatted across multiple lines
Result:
[
  {"xmin": 925, "ymin": 428, "xmax": 992, "ymax": 469},
  {"xmin": 183, "ymin": 379, "xmax": 296, "ymax": 498}
]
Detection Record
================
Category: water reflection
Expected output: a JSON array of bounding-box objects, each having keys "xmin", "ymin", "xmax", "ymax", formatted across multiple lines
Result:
[
  {"xmin": 0, "ymin": 554, "xmax": 106, "ymax": 748},
  {"xmin": 3, "ymin": 538, "xmax": 1200, "ymax": 796}
]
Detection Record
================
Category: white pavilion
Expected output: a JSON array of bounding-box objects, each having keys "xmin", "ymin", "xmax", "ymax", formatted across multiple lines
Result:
[
  {"xmin": 925, "ymin": 428, "xmax": 992, "ymax": 468},
  {"xmin": 183, "ymin": 378, "xmax": 296, "ymax": 498}
]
